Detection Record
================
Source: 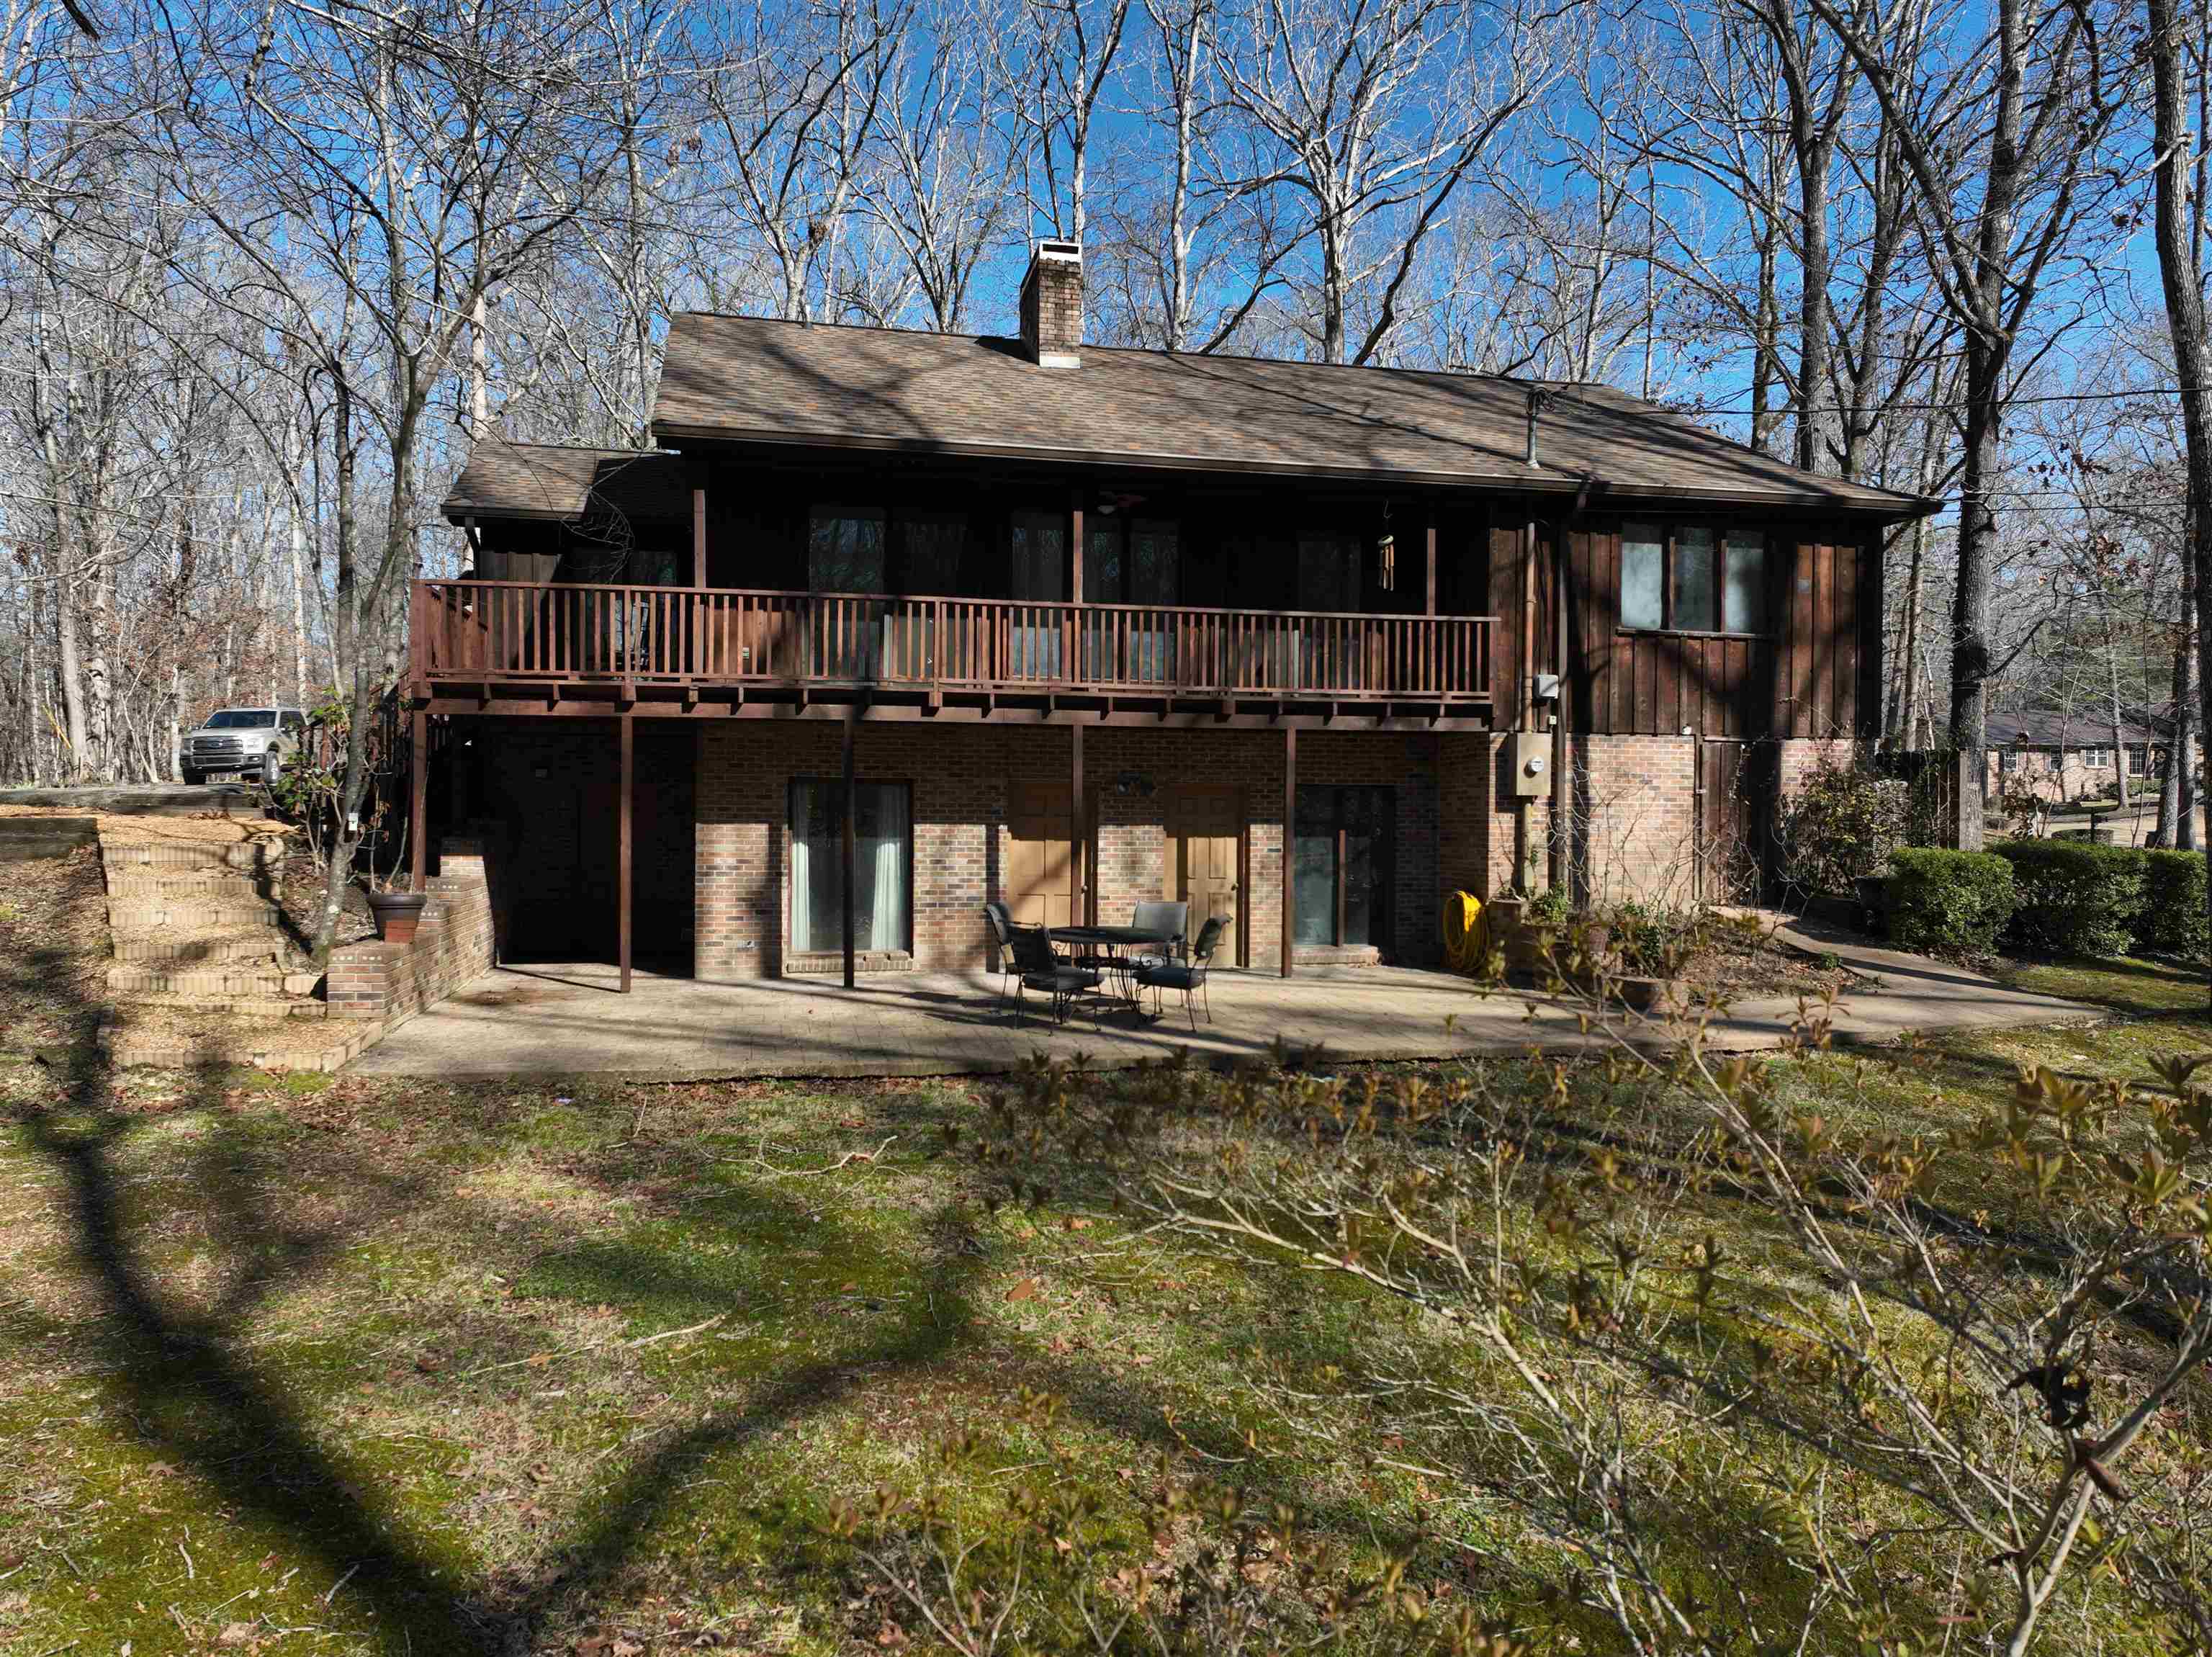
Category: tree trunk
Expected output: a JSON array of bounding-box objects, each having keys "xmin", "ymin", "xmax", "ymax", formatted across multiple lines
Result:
[
  {"xmin": 1949, "ymin": 346, "xmax": 2000, "ymax": 845},
  {"xmin": 2149, "ymin": 0, "xmax": 2212, "ymax": 990}
]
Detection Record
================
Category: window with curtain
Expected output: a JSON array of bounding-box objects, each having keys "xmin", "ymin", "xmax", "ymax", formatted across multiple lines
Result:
[
  {"xmin": 789, "ymin": 780, "xmax": 911, "ymax": 953},
  {"xmin": 1292, "ymin": 785, "xmax": 1394, "ymax": 950},
  {"xmin": 1618, "ymin": 521, "xmax": 1773, "ymax": 634}
]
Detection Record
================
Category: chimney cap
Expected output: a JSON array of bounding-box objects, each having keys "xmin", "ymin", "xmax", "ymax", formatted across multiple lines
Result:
[{"xmin": 1033, "ymin": 237, "xmax": 1082, "ymax": 260}]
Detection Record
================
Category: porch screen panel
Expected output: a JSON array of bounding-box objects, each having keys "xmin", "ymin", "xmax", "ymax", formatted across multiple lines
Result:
[
  {"xmin": 1085, "ymin": 517, "xmax": 1179, "ymax": 683},
  {"xmin": 809, "ymin": 508, "xmax": 888, "ymax": 679},
  {"xmin": 1010, "ymin": 511, "xmax": 1066, "ymax": 680},
  {"xmin": 1294, "ymin": 533, "xmax": 1362, "ymax": 688},
  {"xmin": 900, "ymin": 513, "xmax": 968, "ymax": 680},
  {"xmin": 789, "ymin": 781, "xmax": 911, "ymax": 953}
]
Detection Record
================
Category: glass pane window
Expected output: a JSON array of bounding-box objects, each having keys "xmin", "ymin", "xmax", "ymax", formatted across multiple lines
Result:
[
  {"xmin": 1672, "ymin": 526, "xmax": 1717, "ymax": 632},
  {"xmin": 1622, "ymin": 521, "xmax": 1772, "ymax": 634},
  {"xmin": 1721, "ymin": 530, "xmax": 1765, "ymax": 634},
  {"xmin": 789, "ymin": 781, "xmax": 911, "ymax": 954},
  {"xmin": 809, "ymin": 508, "xmax": 886, "ymax": 593},
  {"xmin": 1620, "ymin": 524, "xmax": 1664, "ymax": 629}
]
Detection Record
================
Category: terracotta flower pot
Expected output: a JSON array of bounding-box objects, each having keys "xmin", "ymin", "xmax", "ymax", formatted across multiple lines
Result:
[{"xmin": 367, "ymin": 889, "xmax": 428, "ymax": 945}]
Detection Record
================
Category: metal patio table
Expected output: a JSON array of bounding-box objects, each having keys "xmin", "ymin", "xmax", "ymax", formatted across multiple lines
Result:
[{"xmin": 1047, "ymin": 924, "xmax": 1179, "ymax": 1005}]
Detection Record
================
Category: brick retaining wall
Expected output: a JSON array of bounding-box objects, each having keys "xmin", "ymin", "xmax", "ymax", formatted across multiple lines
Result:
[{"xmin": 327, "ymin": 840, "xmax": 496, "ymax": 1021}]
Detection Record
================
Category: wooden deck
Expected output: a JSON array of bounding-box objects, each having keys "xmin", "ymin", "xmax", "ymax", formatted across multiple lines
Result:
[{"xmin": 409, "ymin": 580, "xmax": 1496, "ymax": 726}]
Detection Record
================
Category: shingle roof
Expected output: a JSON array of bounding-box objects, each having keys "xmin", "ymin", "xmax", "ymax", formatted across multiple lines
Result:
[
  {"xmin": 440, "ymin": 440, "xmax": 689, "ymax": 525},
  {"xmin": 649, "ymin": 313, "xmax": 1935, "ymax": 516},
  {"xmin": 1990, "ymin": 711, "xmax": 2161, "ymax": 749}
]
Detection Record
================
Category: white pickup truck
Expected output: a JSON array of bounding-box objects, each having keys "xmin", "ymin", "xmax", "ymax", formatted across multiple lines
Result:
[{"xmin": 180, "ymin": 706, "xmax": 307, "ymax": 786}]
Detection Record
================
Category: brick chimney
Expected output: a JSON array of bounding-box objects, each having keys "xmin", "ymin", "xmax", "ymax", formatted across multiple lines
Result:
[{"xmin": 1019, "ymin": 239, "xmax": 1083, "ymax": 368}]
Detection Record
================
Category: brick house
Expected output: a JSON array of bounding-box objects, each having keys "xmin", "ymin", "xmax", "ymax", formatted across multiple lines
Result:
[
  {"xmin": 1985, "ymin": 712, "xmax": 2161, "ymax": 807},
  {"xmin": 410, "ymin": 240, "xmax": 1933, "ymax": 988}
]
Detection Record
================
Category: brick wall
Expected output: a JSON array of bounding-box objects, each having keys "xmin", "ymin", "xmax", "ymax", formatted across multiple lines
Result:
[
  {"xmin": 328, "ymin": 838, "xmax": 497, "ymax": 1021},
  {"xmin": 696, "ymin": 722, "xmax": 1449, "ymax": 976}
]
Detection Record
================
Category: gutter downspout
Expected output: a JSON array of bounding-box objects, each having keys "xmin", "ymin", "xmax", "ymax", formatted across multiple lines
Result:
[{"xmin": 1549, "ymin": 474, "xmax": 1594, "ymax": 897}]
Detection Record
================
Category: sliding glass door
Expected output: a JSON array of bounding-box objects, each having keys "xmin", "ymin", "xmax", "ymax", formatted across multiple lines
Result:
[{"xmin": 1292, "ymin": 785, "xmax": 1393, "ymax": 950}]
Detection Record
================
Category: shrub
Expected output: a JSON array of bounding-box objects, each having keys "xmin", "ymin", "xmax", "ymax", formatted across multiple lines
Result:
[
  {"xmin": 1885, "ymin": 848, "xmax": 2015, "ymax": 960},
  {"xmin": 2139, "ymin": 849, "xmax": 2211, "ymax": 961},
  {"xmin": 1775, "ymin": 751, "xmax": 1905, "ymax": 899},
  {"xmin": 1990, "ymin": 839, "xmax": 2145, "ymax": 958}
]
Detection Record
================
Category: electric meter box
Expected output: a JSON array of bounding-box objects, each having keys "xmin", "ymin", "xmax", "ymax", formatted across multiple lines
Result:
[{"xmin": 1511, "ymin": 733, "xmax": 1550, "ymax": 799}]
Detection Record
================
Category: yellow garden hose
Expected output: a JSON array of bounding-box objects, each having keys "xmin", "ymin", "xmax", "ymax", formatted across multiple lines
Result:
[{"xmin": 1442, "ymin": 889, "xmax": 1488, "ymax": 974}]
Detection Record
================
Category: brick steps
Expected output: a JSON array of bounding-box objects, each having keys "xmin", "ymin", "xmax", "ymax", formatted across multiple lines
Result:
[
  {"xmin": 101, "ymin": 1017, "xmax": 377, "ymax": 1072},
  {"xmin": 113, "ymin": 992, "xmax": 327, "ymax": 1017},
  {"xmin": 104, "ymin": 871, "xmax": 270, "ymax": 899},
  {"xmin": 107, "ymin": 962, "xmax": 302, "ymax": 998},
  {"xmin": 102, "ymin": 839, "xmax": 279, "ymax": 874},
  {"xmin": 112, "ymin": 927, "xmax": 287, "ymax": 965},
  {"xmin": 107, "ymin": 899, "xmax": 284, "ymax": 930}
]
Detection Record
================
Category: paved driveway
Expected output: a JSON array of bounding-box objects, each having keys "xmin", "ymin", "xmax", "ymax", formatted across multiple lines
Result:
[{"xmin": 347, "ymin": 944, "xmax": 2101, "ymax": 1080}]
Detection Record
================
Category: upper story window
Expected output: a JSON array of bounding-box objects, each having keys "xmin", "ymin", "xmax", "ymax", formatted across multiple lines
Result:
[{"xmin": 1619, "ymin": 521, "xmax": 1771, "ymax": 636}]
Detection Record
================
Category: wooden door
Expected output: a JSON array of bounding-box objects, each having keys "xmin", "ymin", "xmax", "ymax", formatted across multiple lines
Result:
[
  {"xmin": 1696, "ymin": 739, "xmax": 1773, "ymax": 902},
  {"xmin": 1165, "ymin": 785, "xmax": 1243, "ymax": 966},
  {"xmin": 1007, "ymin": 780, "xmax": 1076, "ymax": 930}
]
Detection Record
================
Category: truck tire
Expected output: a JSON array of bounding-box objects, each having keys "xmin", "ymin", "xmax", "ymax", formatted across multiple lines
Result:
[
  {"xmin": 262, "ymin": 750, "xmax": 282, "ymax": 786},
  {"xmin": 182, "ymin": 767, "xmax": 203, "ymax": 786}
]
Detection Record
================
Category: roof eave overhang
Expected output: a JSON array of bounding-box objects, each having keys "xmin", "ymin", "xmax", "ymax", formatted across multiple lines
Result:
[{"xmin": 651, "ymin": 421, "xmax": 1940, "ymax": 521}]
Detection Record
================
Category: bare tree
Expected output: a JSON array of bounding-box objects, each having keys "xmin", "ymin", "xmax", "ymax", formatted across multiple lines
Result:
[
  {"xmin": 1809, "ymin": 0, "xmax": 2126, "ymax": 844},
  {"xmin": 1217, "ymin": 0, "xmax": 1560, "ymax": 364}
]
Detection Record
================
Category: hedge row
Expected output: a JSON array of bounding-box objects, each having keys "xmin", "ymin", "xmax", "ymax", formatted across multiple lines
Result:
[
  {"xmin": 1882, "ymin": 841, "xmax": 2211, "ymax": 961},
  {"xmin": 1886, "ymin": 849, "xmax": 2016, "ymax": 959}
]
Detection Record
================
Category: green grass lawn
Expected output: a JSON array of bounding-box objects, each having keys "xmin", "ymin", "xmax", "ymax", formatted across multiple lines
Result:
[{"xmin": 3, "ymin": 958, "xmax": 2210, "ymax": 1655}]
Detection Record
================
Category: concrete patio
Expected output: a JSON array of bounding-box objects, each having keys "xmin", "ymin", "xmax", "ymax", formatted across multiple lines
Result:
[{"xmin": 347, "ymin": 934, "xmax": 2105, "ymax": 1080}]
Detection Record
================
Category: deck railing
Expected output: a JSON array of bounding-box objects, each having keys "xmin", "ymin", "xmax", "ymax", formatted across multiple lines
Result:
[{"xmin": 413, "ymin": 580, "xmax": 1494, "ymax": 703}]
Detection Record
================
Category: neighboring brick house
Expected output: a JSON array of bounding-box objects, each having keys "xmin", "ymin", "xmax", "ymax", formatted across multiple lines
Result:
[
  {"xmin": 408, "ymin": 240, "xmax": 1933, "ymax": 987},
  {"xmin": 1985, "ymin": 712, "xmax": 2161, "ymax": 807}
]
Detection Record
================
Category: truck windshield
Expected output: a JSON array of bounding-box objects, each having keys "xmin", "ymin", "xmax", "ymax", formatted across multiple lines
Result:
[{"xmin": 204, "ymin": 711, "xmax": 276, "ymax": 729}]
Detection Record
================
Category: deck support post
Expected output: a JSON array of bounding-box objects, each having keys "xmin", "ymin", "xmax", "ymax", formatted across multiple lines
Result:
[
  {"xmin": 842, "ymin": 708, "xmax": 857, "ymax": 990},
  {"xmin": 408, "ymin": 704, "xmax": 428, "ymax": 892},
  {"xmin": 1424, "ymin": 513, "xmax": 1437, "ymax": 616},
  {"xmin": 1071, "ymin": 719, "xmax": 1087, "ymax": 925},
  {"xmin": 1280, "ymin": 725, "xmax": 1295, "ymax": 978},
  {"xmin": 619, "ymin": 713, "xmax": 634, "ymax": 994},
  {"xmin": 691, "ymin": 488, "xmax": 707, "ymax": 587}
]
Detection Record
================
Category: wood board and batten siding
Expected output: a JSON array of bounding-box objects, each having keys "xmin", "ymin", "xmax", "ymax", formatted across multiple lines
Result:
[{"xmin": 1561, "ymin": 524, "xmax": 1881, "ymax": 741}]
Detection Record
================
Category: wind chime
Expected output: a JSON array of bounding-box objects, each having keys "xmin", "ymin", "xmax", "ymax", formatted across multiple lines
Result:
[{"xmin": 1377, "ymin": 500, "xmax": 1397, "ymax": 592}]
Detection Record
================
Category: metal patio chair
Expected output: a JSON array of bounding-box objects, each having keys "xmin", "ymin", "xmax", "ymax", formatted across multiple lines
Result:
[
  {"xmin": 1135, "ymin": 914, "xmax": 1226, "ymax": 1029},
  {"xmin": 1128, "ymin": 899, "xmax": 1189, "ymax": 971},
  {"xmin": 982, "ymin": 901, "xmax": 1018, "ymax": 1003},
  {"xmin": 1007, "ymin": 923, "xmax": 1102, "ymax": 1025}
]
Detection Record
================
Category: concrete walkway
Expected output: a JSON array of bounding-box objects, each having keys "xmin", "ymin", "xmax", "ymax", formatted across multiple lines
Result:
[{"xmin": 347, "ymin": 938, "xmax": 2103, "ymax": 1080}]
